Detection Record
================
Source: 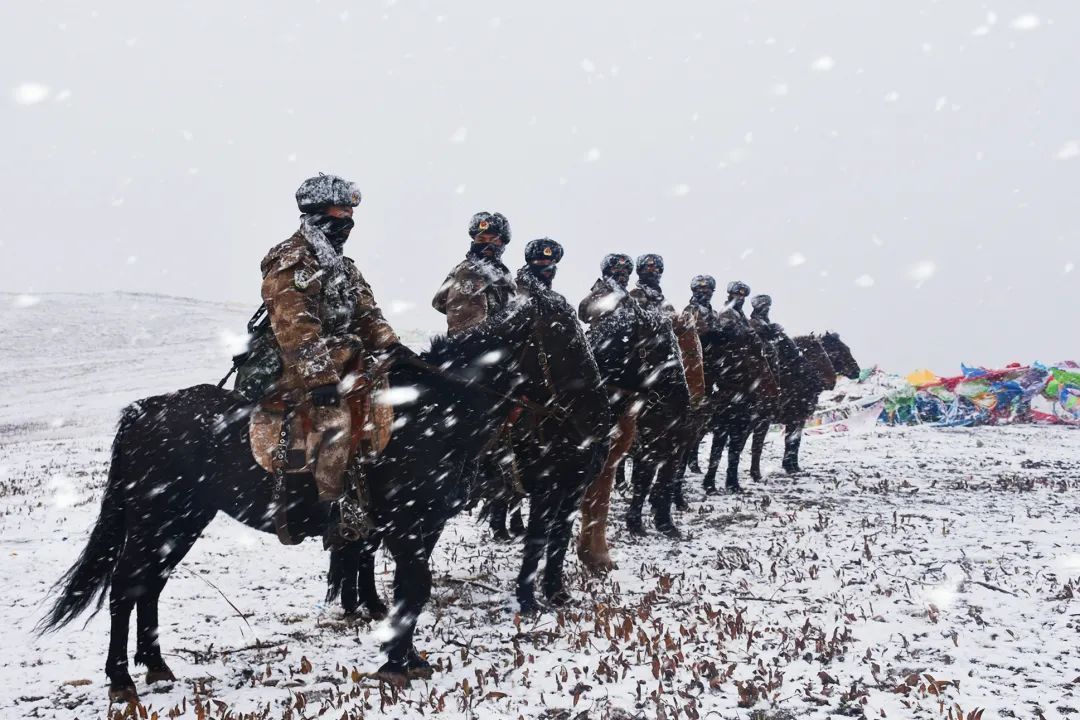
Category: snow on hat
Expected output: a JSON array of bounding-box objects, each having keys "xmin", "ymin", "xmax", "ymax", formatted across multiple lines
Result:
[
  {"xmin": 726, "ymin": 280, "xmax": 751, "ymax": 296},
  {"xmin": 691, "ymin": 275, "xmax": 716, "ymax": 291},
  {"xmin": 636, "ymin": 253, "xmax": 665, "ymax": 274},
  {"xmin": 525, "ymin": 237, "xmax": 563, "ymax": 263},
  {"xmin": 295, "ymin": 173, "xmax": 362, "ymax": 213},
  {"xmin": 468, "ymin": 212, "xmax": 511, "ymax": 242},
  {"xmin": 751, "ymin": 294, "xmax": 772, "ymax": 310}
]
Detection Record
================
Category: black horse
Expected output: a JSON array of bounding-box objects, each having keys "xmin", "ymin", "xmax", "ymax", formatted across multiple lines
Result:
[
  {"xmin": 697, "ymin": 324, "xmax": 779, "ymax": 492},
  {"xmin": 744, "ymin": 332, "xmax": 860, "ymax": 476},
  {"xmin": 38, "ymin": 294, "xmax": 587, "ymax": 700},
  {"xmin": 329, "ymin": 290, "xmax": 613, "ymax": 617},
  {"xmin": 586, "ymin": 301, "xmax": 691, "ymax": 540}
]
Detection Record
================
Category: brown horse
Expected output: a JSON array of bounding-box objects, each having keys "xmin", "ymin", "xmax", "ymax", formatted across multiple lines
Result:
[
  {"xmin": 747, "ymin": 332, "xmax": 860, "ymax": 477},
  {"xmin": 577, "ymin": 302, "xmax": 690, "ymax": 573}
]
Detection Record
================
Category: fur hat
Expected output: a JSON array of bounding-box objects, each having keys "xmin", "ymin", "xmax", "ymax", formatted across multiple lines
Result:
[
  {"xmin": 751, "ymin": 294, "xmax": 772, "ymax": 310},
  {"xmin": 636, "ymin": 253, "xmax": 665, "ymax": 275},
  {"xmin": 295, "ymin": 173, "xmax": 362, "ymax": 213},
  {"xmin": 726, "ymin": 280, "xmax": 751, "ymax": 297},
  {"xmin": 468, "ymin": 211, "xmax": 511, "ymax": 243},
  {"xmin": 524, "ymin": 238, "xmax": 563, "ymax": 263}
]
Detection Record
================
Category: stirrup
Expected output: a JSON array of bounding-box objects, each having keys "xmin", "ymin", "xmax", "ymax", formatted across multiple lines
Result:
[{"xmin": 336, "ymin": 496, "xmax": 373, "ymax": 543}]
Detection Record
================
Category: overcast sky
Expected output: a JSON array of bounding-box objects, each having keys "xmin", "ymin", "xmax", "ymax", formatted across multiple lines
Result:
[{"xmin": 3, "ymin": 1, "xmax": 1077, "ymax": 374}]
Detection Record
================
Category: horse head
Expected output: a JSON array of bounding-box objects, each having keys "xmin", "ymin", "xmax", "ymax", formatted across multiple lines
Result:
[
  {"xmin": 820, "ymin": 331, "xmax": 861, "ymax": 380},
  {"xmin": 794, "ymin": 335, "xmax": 838, "ymax": 391}
]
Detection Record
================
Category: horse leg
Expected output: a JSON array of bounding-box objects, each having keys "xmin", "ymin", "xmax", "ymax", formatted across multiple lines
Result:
[
  {"xmin": 358, "ymin": 539, "xmax": 388, "ymax": 619},
  {"xmin": 578, "ymin": 413, "xmax": 635, "ymax": 574},
  {"xmin": 542, "ymin": 488, "xmax": 575, "ymax": 605},
  {"xmin": 783, "ymin": 424, "xmax": 804, "ymax": 473},
  {"xmin": 726, "ymin": 423, "xmax": 752, "ymax": 492},
  {"xmin": 488, "ymin": 496, "xmax": 510, "ymax": 542},
  {"xmin": 750, "ymin": 421, "xmax": 769, "ymax": 481},
  {"xmin": 626, "ymin": 459, "xmax": 653, "ymax": 536},
  {"xmin": 703, "ymin": 427, "xmax": 726, "ymax": 494},
  {"xmin": 105, "ymin": 593, "xmax": 138, "ymax": 703},
  {"xmin": 377, "ymin": 530, "xmax": 432, "ymax": 684},
  {"xmin": 508, "ymin": 501, "xmax": 526, "ymax": 537},
  {"xmin": 650, "ymin": 458, "xmax": 682, "ymax": 539},
  {"xmin": 516, "ymin": 490, "xmax": 551, "ymax": 615}
]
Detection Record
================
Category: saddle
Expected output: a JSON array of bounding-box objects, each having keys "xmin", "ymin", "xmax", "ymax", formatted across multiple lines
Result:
[{"xmin": 248, "ymin": 372, "xmax": 394, "ymax": 544}]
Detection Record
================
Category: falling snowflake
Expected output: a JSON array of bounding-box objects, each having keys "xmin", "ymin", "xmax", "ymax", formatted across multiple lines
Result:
[
  {"xmin": 909, "ymin": 260, "xmax": 937, "ymax": 286},
  {"xmin": 788, "ymin": 252, "xmax": 807, "ymax": 267},
  {"xmin": 669, "ymin": 184, "xmax": 690, "ymax": 197},
  {"xmin": 584, "ymin": 147, "xmax": 600, "ymax": 162},
  {"xmin": 1011, "ymin": 14, "xmax": 1041, "ymax": 30},
  {"xmin": 11, "ymin": 83, "xmax": 50, "ymax": 105},
  {"xmin": 1055, "ymin": 141, "xmax": 1078, "ymax": 160},
  {"xmin": 855, "ymin": 274, "xmax": 875, "ymax": 288},
  {"xmin": 450, "ymin": 127, "xmax": 468, "ymax": 143},
  {"xmin": 810, "ymin": 56, "xmax": 835, "ymax": 72}
]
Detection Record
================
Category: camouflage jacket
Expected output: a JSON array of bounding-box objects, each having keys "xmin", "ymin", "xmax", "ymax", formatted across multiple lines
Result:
[
  {"xmin": 629, "ymin": 283, "xmax": 677, "ymax": 319},
  {"xmin": 578, "ymin": 277, "xmax": 634, "ymax": 324},
  {"xmin": 432, "ymin": 257, "xmax": 517, "ymax": 335},
  {"xmin": 515, "ymin": 267, "xmax": 567, "ymax": 304},
  {"xmin": 683, "ymin": 301, "xmax": 718, "ymax": 337},
  {"xmin": 260, "ymin": 230, "xmax": 398, "ymax": 392},
  {"xmin": 716, "ymin": 305, "xmax": 752, "ymax": 334}
]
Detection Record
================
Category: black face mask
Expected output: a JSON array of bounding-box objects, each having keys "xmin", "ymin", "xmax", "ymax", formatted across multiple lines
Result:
[
  {"xmin": 751, "ymin": 306, "xmax": 770, "ymax": 321},
  {"xmin": 317, "ymin": 216, "xmax": 355, "ymax": 246},
  {"xmin": 605, "ymin": 270, "xmax": 630, "ymax": 288},
  {"xmin": 469, "ymin": 241, "xmax": 505, "ymax": 262},
  {"xmin": 729, "ymin": 295, "xmax": 746, "ymax": 312},
  {"xmin": 692, "ymin": 290, "xmax": 714, "ymax": 306},
  {"xmin": 527, "ymin": 263, "xmax": 557, "ymax": 287},
  {"xmin": 638, "ymin": 271, "xmax": 662, "ymax": 289}
]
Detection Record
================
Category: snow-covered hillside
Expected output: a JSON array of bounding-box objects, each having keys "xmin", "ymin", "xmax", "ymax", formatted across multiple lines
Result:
[{"xmin": 1, "ymin": 293, "xmax": 1078, "ymax": 719}]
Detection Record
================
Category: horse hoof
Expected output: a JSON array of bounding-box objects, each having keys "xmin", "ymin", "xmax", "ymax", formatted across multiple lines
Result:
[
  {"xmin": 674, "ymin": 500, "xmax": 690, "ymax": 512},
  {"xmin": 405, "ymin": 650, "xmax": 434, "ymax": 680},
  {"xmin": 702, "ymin": 484, "xmax": 718, "ymax": 496},
  {"xmin": 365, "ymin": 601, "xmax": 390, "ymax": 621},
  {"xmin": 491, "ymin": 529, "xmax": 512, "ymax": 543},
  {"xmin": 750, "ymin": 470, "xmax": 762, "ymax": 481},
  {"xmin": 518, "ymin": 597, "xmax": 543, "ymax": 617},
  {"xmin": 374, "ymin": 662, "xmax": 410, "ymax": 687},
  {"xmin": 657, "ymin": 525, "xmax": 683, "ymax": 541},
  {"xmin": 545, "ymin": 588, "xmax": 572, "ymax": 606},
  {"xmin": 145, "ymin": 667, "xmax": 177, "ymax": 684},
  {"xmin": 726, "ymin": 484, "xmax": 744, "ymax": 494},
  {"xmin": 109, "ymin": 685, "xmax": 139, "ymax": 704}
]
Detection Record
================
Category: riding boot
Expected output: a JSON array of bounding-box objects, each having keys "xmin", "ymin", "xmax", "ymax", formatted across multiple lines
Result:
[{"xmin": 325, "ymin": 461, "xmax": 372, "ymax": 550}]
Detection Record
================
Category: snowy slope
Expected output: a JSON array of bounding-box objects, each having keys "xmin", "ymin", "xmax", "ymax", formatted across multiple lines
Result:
[{"xmin": 1, "ymin": 293, "xmax": 1078, "ymax": 719}]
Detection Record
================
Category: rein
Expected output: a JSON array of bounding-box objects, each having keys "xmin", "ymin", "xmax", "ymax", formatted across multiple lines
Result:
[{"xmin": 398, "ymin": 355, "xmax": 559, "ymax": 419}]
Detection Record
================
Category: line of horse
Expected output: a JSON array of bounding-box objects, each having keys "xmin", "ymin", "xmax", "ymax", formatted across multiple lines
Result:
[{"xmin": 37, "ymin": 291, "xmax": 858, "ymax": 701}]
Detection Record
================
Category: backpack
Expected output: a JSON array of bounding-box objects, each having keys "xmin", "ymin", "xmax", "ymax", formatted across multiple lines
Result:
[{"xmin": 219, "ymin": 305, "xmax": 283, "ymax": 402}]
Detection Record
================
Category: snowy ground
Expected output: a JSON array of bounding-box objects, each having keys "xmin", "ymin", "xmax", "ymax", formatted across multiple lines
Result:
[{"xmin": 1, "ymin": 293, "xmax": 1078, "ymax": 720}]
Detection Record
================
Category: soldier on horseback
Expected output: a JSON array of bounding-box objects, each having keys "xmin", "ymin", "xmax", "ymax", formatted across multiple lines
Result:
[
  {"xmin": 516, "ymin": 237, "xmax": 565, "ymax": 300},
  {"xmin": 433, "ymin": 211, "xmax": 517, "ymax": 334},
  {"xmin": 629, "ymin": 254, "xmax": 678, "ymax": 316},
  {"xmin": 579, "ymin": 253, "xmax": 636, "ymax": 324},
  {"xmin": 433, "ymin": 212, "xmax": 520, "ymax": 538},
  {"xmin": 684, "ymin": 274, "xmax": 719, "ymax": 335},
  {"xmin": 716, "ymin": 280, "xmax": 752, "ymax": 332},
  {"xmin": 255, "ymin": 173, "xmax": 413, "ymax": 545}
]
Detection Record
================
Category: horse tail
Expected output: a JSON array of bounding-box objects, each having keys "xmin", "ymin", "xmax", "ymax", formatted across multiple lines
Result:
[
  {"xmin": 325, "ymin": 549, "xmax": 344, "ymax": 604},
  {"xmin": 38, "ymin": 404, "xmax": 138, "ymax": 633}
]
